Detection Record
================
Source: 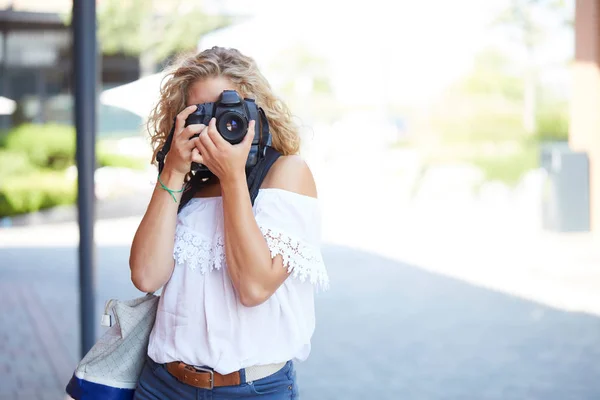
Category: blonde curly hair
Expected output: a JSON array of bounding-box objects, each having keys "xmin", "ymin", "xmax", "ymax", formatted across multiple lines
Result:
[{"xmin": 147, "ymin": 46, "xmax": 300, "ymax": 164}]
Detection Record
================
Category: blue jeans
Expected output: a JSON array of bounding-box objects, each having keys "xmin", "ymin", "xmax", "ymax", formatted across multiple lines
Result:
[{"xmin": 134, "ymin": 356, "xmax": 299, "ymax": 399}]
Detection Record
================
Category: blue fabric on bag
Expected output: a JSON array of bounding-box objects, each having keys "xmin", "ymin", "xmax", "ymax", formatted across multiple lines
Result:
[{"xmin": 66, "ymin": 374, "xmax": 135, "ymax": 400}]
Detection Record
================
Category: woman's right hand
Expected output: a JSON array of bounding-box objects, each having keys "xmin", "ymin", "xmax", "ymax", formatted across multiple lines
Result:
[{"xmin": 163, "ymin": 105, "xmax": 206, "ymax": 177}]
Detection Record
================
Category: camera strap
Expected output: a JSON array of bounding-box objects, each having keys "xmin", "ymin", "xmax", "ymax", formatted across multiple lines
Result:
[
  {"xmin": 258, "ymin": 108, "xmax": 272, "ymax": 148},
  {"xmin": 156, "ymin": 123, "xmax": 176, "ymax": 175},
  {"xmin": 247, "ymin": 146, "xmax": 281, "ymax": 206},
  {"xmin": 158, "ymin": 108, "xmax": 278, "ymax": 211},
  {"xmin": 175, "ymin": 146, "xmax": 280, "ymax": 213}
]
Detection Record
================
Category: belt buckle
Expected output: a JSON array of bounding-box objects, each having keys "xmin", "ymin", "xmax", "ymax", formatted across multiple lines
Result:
[{"xmin": 192, "ymin": 366, "xmax": 214, "ymax": 389}]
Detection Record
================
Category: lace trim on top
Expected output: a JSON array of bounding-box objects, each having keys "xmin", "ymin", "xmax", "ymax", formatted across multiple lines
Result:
[
  {"xmin": 260, "ymin": 226, "xmax": 329, "ymax": 291},
  {"xmin": 173, "ymin": 225, "xmax": 329, "ymax": 290},
  {"xmin": 173, "ymin": 225, "xmax": 225, "ymax": 274}
]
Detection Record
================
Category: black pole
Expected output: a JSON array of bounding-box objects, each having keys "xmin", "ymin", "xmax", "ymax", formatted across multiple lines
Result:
[
  {"xmin": 0, "ymin": 30, "xmax": 7, "ymax": 95},
  {"xmin": 0, "ymin": 2, "xmax": 11, "ymax": 97},
  {"xmin": 72, "ymin": 0, "xmax": 97, "ymax": 357},
  {"xmin": 1, "ymin": 27, "xmax": 10, "ymax": 130}
]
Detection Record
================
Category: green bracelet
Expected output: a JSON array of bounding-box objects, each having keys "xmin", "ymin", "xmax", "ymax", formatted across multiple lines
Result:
[{"xmin": 157, "ymin": 173, "xmax": 184, "ymax": 203}]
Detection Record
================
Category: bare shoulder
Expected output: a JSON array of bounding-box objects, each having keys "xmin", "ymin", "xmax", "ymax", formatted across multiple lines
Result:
[{"xmin": 261, "ymin": 155, "xmax": 318, "ymax": 198}]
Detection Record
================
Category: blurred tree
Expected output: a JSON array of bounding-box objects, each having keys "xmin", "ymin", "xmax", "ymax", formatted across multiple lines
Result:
[
  {"xmin": 458, "ymin": 48, "xmax": 523, "ymax": 101},
  {"xmin": 438, "ymin": 46, "xmax": 568, "ymax": 144},
  {"xmin": 97, "ymin": 0, "xmax": 232, "ymax": 76},
  {"xmin": 493, "ymin": 0, "xmax": 570, "ymax": 135},
  {"xmin": 267, "ymin": 44, "xmax": 338, "ymax": 122},
  {"xmin": 269, "ymin": 45, "xmax": 333, "ymax": 98}
]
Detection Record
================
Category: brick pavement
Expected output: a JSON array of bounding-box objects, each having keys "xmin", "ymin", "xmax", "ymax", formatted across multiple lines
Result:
[
  {"xmin": 0, "ymin": 282, "xmax": 71, "ymax": 400},
  {"xmin": 2, "ymin": 240, "xmax": 600, "ymax": 399}
]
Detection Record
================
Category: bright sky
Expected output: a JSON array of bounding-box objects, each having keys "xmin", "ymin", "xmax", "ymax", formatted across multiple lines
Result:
[{"xmin": 201, "ymin": 0, "xmax": 574, "ymax": 107}]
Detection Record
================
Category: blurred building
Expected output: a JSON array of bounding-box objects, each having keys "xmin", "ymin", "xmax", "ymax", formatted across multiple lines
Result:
[
  {"xmin": 0, "ymin": 0, "xmax": 140, "ymax": 133},
  {"xmin": 571, "ymin": 0, "xmax": 600, "ymax": 232}
]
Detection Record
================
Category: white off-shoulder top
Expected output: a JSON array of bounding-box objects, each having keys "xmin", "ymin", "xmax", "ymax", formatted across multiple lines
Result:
[{"xmin": 147, "ymin": 188, "xmax": 329, "ymax": 375}]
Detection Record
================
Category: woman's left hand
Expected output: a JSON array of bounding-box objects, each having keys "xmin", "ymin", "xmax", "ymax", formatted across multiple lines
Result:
[{"xmin": 195, "ymin": 117, "xmax": 256, "ymax": 183}]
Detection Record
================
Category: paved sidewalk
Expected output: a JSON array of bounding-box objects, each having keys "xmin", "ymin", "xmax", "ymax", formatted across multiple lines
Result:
[
  {"xmin": 316, "ymin": 148, "xmax": 600, "ymax": 316},
  {"xmin": 3, "ymin": 234, "xmax": 600, "ymax": 399},
  {"xmin": 0, "ymin": 282, "xmax": 74, "ymax": 400},
  {"xmin": 3, "ymin": 148, "xmax": 600, "ymax": 399}
]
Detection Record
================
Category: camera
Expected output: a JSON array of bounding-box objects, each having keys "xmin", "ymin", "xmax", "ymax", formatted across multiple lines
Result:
[
  {"xmin": 156, "ymin": 90, "xmax": 272, "ymax": 177},
  {"xmin": 187, "ymin": 90, "xmax": 255, "ymax": 144},
  {"xmin": 185, "ymin": 90, "xmax": 267, "ymax": 174}
]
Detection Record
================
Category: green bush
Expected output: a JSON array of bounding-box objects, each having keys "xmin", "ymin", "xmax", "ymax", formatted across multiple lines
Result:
[
  {"xmin": 437, "ymin": 111, "xmax": 526, "ymax": 144},
  {"xmin": 1, "ymin": 123, "xmax": 148, "ymax": 170},
  {"xmin": 0, "ymin": 170, "xmax": 76, "ymax": 217},
  {"xmin": 2, "ymin": 124, "xmax": 75, "ymax": 169},
  {"xmin": 535, "ymin": 108, "xmax": 569, "ymax": 143},
  {"xmin": 467, "ymin": 143, "xmax": 539, "ymax": 186},
  {"xmin": 97, "ymin": 151, "xmax": 148, "ymax": 170},
  {"xmin": 0, "ymin": 150, "xmax": 34, "ymax": 176},
  {"xmin": 0, "ymin": 123, "xmax": 150, "ymax": 217},
  {"xmin": 430, "ymin": 95, "xmax": 527, "ymax": 145}
]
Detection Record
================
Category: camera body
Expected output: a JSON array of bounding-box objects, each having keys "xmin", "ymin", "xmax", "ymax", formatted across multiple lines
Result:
[
  {"xmin": 156, "ymin": 90, "xmax": 272, "ymax": 178},
  {"xmin": 185, "ymin": 90, "xmax": 269, "ymax": 175}
]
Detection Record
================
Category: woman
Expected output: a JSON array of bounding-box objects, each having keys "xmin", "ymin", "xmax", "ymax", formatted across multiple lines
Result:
[{"xmin": 130, "ymin": 46, "xmax": 329, "ymax": 399}]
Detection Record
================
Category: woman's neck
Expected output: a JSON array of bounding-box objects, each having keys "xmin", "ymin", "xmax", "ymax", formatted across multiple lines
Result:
[{"xmin": 192, "ymin": 181, "xmax": 222, "ymax": 198}]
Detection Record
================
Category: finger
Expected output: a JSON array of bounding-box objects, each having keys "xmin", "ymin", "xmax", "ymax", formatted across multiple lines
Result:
[
  {"xmin": 196, "ymin": 135, "xmax": 207, "ymax": 157},
  {"xmin": 191, "ymin": 147, "xmax": 203, "ymax": 164},
  {"xmin": 241, "ymin": 120, "xmax": 256, "ymax": 147},
  {"xmin": 207, "ymin": 117, "xmax": 228, "ymax": 149},
  {"xmin": 181, "ymin": 124, "xmax": 206, "ymax": 140},
  {"xmin": 185, "ymin": 136, "xmax": 200, "ymax": 150},
  {"xmin": 174, "ymin": 105, "xmax": 199, "ymax": 135},
  {"xmin": 199, "ymin": 124, "xmax": 218, "ymax": 154}
]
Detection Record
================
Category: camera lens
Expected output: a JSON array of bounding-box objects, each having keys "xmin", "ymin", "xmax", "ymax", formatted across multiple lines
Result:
[
  {"xmin": 226, "ymin": 119, "xmax": 238, "ymax": 132},
  {"xmin": 217, "ymin": 111, "xmax": 247, "ymax": 144}
]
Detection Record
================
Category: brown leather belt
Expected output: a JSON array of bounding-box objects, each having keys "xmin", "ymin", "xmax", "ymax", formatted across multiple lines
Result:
[{"xmin": 166, "ymin": 361, "xmax": 240, "ymax": 389}]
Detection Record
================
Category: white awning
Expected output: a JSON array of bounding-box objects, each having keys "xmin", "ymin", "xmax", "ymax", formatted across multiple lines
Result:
[
  {"xmin": 99, "ymin": 73, "xmax": 166, "ymax": 119},
  {"xmin": 0, "ymin": 96, "xmax": 16, "ymax": 115}
]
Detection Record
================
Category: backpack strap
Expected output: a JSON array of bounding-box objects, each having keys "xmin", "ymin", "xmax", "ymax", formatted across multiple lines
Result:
[{"xmin": 247, "ymin": 147, "xmax": 281, "ymax": 205}]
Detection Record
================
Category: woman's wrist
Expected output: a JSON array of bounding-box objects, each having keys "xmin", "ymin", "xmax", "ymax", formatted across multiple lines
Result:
[
  {"xmin": 157, "ymin": 168, "xmax": 186, "ymax": 203},
  {"xmin": 159, "ymin": 167, "xmax": 186, "ymax": 188},
  {"xmin": 219, "ymin": 171, "xmax": 247, "ymax": 194}
]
